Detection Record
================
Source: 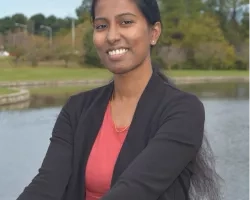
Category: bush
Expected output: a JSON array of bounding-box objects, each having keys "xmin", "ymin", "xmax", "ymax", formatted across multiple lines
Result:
[
  {"xmin": 152, "ymin": 55, "xmax": 166, "ymax": 69},
  {"xmin": 0, "ymin": 56, "xmax": 14, "ymax": 67},
  {"xmin": 234, "ymin": 59, "xmax": 249, "ymax": 70},
  {"xmin": 151, "ymin": 46, "xmax": 167, "ymax": 69},
  {"xmin": 82, "ymin": 28, "xmax": 103, "ymax": 67},
  {"xmin": 194, "ymin": 42, "xmax": 236, "ymax": 70}
]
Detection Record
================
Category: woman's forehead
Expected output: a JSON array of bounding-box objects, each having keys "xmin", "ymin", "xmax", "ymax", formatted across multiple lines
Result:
[{"xmin": 94, "ymin": 0, "xmax": 140, "ymax": 18}]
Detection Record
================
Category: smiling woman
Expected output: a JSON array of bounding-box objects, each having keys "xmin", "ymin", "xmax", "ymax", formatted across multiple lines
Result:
[
  {"xmin": 92, "ymin": 0, "xmax": 161, "ymax": 75},
  {"xmin": 16, "ymin": 1, "xmax": 222, "ymax": 200}
]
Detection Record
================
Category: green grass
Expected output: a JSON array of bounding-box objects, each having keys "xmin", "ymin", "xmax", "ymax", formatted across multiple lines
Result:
[
  {"xmin": 0, "ymin": 66, "xmax": 248, "ymax": 82},
  {"xmin": 167, "ymin": 70, "xmax": 249, "ymax": 77},
  {"xmin": 0, "ymin": 88, "xmax": 18, "ymax": 95},
  {"xmin": 29, "ymin": 86, "xmax": 95, "ymax": 96},
  {"xmin": 0, "ymin": 67, "xmax": 112, "ymax": 81}
]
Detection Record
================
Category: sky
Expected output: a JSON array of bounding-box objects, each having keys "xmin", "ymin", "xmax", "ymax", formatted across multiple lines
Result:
[{"xmin": 0, "ymin": 0, "xmax": 82, "ymax": 18}]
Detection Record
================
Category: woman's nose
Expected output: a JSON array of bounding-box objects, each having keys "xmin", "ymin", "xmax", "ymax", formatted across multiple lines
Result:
[{"xmin": 106, "ymin": 25, "xmax": 121, "ymax": 44}]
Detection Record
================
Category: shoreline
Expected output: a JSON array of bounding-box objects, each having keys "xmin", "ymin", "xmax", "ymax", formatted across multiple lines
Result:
[
  {"xmin": 0, "ymin": 88, "xmax": 30, "ymax": 106},
  {"xmin": 0, "ymin": 76, "xmax": 248, "ymax": 88},
  {"xmin": 0, "ymin": 76, "xmax": 248, "ymax": 106}
]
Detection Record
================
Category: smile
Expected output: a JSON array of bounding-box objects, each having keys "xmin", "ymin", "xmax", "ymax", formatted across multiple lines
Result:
[{"xmin": 108, "ymin": 48, "xmax": 128, "ymax": 56}]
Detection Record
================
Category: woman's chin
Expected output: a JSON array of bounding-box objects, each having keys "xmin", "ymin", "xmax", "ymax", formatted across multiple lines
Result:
[{"xmin": 107, "ymin": 65, "xmax": 132, "ymax": 75}]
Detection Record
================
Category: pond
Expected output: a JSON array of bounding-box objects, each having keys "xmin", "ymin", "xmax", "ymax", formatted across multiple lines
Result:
[{"xmin": 0, "ymin": 81, "xmax": 249, "ymax": 200}]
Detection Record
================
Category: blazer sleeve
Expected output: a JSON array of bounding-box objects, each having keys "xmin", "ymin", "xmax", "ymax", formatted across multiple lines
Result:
[
  {"xmin": 101, "ymin": 93, "xmax": 205, "ymax": 200},
  {"xmin": 17, "ymin": 97, "xmax": 74, "ymax": 200}
]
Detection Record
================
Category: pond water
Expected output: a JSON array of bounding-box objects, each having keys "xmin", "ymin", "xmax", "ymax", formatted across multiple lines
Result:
[{"xmin": 0, "ymin": 82, "xmax": 249, "ymax": 200}]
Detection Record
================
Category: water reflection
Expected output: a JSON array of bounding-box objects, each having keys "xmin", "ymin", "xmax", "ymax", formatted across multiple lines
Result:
[
  {"xmin": 0, "ymin": 101, "xmax": 31, "ymax": 111},
  {"xmin": 27, "ymin": 82, "xmax": 248, "ymax": 109},
  {"xmin": 1, "ymin": 81, "xmax": 248, "ymax": 111},
  {"xmin": 178, "ymin": 82, "xmax": 249, "ymax": 99}
]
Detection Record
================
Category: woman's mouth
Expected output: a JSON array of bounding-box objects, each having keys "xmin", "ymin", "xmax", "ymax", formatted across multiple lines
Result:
[{"xmin": 107, "ymin": 48, "xmax": 129, "ymax": 60}]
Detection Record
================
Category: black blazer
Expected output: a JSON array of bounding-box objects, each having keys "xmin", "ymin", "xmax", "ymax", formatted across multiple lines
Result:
[{"xmin": 17, "ymin": 72, "xmax": 205, "ymax": 200}]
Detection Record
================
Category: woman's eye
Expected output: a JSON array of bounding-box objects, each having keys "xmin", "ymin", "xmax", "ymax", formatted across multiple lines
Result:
[
  {"xmin": 95, "ymin": 24, "xmax": 107, "ymax": 30},
  {"xmin": 121, "ymin": 20, "xmax": 133, "ymax": 25}
]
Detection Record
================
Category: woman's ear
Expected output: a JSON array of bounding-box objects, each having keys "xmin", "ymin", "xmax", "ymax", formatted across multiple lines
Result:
[{"xmin": 150, "ymin": 22, "xmax": 161, "ymax": 46}]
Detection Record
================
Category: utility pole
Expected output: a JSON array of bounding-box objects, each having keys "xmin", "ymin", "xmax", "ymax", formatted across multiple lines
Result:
[
  {"xmin": 72, "ymin": 18, "xmax": 76, "ymax": 51},
  {"xmin": 40, "ymin": 25, "xmax": 53, "ymax": 47},
  {"xmin": 15, "ymin": 23, "xmax": 28, "ymax": 34}
]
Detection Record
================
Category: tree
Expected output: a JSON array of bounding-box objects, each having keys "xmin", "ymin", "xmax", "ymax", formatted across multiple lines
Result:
[
  {"xmin": 0, "ymin": 12, "xmax": 83, "ymax": 37},
  {"xmin": 0, "ymin": 17, "xmax": 15, "ymax": 34},
  {"xmin": 160, "ymin": 0, "xmax": 205, "ymax": 46},
  {"xmin": 179, "ymin": 14, "xmax": 236, "ymax": 69},
  {"xmin": 45, "ymin": 15, "xmax": 57, "ymax": 26},
  {"xmin": 76, "ymin": 0, "xmax": 92, "ymax": 17},
  {"xmin": 241, "ymin": 12, "xmax": 249, "ymax": 40},
  {"xmin": 234, "ymin": 40, "xmax": 249, "ymax": 70},
  {"xmin": 8, "ymin": 45, "xmax": 26, "ymax": 65},
  {"xmin": 11, "ymin": 13, "xmax": 27, "ymax": 24},
  {"xmin": 82, "ymin": 27, "xmax": 103, "ymax": 67},
  {"xmin": 204, "ymin": 0, "xmax": 249, "ymax": 45},
  {"xmin": 30, "ymin": 13, "xmax": 46, "ymax": 34}
]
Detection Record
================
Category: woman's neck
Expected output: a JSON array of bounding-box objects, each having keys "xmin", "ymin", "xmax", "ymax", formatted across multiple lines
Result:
[{"xmin": 113, "ymin": 63, "xmax": 153, "ymax": 102}]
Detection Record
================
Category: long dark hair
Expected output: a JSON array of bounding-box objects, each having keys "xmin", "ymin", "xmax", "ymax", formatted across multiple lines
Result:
[{"xmin": 90, "ymin": 0, "xmax": 223, "ymax": 199}]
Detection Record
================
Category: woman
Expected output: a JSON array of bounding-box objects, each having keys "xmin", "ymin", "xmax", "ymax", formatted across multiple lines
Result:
[{"xmin": 17, "ymin": 0, "xmax": 221, "ymax": 199}]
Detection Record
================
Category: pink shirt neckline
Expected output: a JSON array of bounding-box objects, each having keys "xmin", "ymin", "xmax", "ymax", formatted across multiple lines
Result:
[{"xmin": 85, "ymin": 102, "xmax": 128, "ymax": 200}]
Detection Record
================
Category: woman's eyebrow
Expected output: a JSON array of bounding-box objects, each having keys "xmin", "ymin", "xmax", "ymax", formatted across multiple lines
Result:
[{"xmin": 94, "ymin": 12, "xmax": 137, "ymax": 21}]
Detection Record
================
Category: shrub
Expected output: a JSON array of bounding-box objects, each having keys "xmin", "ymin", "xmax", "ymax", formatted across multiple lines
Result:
[{"xmin": 82, "ymin": 28, "xmax": 103, "ymax": 67}]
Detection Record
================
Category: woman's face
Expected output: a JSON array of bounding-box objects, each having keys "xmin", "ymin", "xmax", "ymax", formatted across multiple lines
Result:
[{"xmin": 93, "ymin": 0, "xmax": 160, "ymax": 74}]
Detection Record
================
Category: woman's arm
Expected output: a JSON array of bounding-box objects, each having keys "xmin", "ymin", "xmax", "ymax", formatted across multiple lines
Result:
[
  {"xmin": 101, "ymin": 93, "xmax": 205, "ymax": 200},
  {"xmin": 17, "ymin": 97, "xmax": 74, "ymax": 200}
]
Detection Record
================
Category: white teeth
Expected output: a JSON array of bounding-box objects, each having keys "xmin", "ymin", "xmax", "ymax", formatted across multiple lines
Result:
[{"xmin": 108, "ymin": 49, "xmax": 128, "ymax": 56}]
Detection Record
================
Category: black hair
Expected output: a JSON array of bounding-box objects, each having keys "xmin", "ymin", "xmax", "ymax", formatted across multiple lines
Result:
[
  {"xmin": 90, "ymin": 2, "xmax": 223, "ymax": 198},
  {"xmin": 91, "ymin": 0, "xmax": 161, "ymax": 25}
]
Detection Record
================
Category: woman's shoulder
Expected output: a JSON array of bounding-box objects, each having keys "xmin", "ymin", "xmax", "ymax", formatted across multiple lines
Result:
[
  {"xmin": 72, "ymin": 83, "xmax": 110, "ymax": 103},
  {"xmin": 62, "ymin": 83, "xmax": 112, "ymax": 116},
  {"xmin": 154, "ymin": 72, "xmax": 203, "ymax": 109},
  {"xmin": 160, "ymin": 81, "xmax": 205, "ymax": 117}
]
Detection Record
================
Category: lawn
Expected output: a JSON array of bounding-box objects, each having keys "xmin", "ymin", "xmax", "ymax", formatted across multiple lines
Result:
[
  {"xmin": 0, "ymin": 66, "xmax": 248, "ymax": 82},
  {"xmin": 29, "ymin": 86, "xmax": 96, "ymax": 95},
  {"xmin": 166, "ymin": 70, "xmax": 249, "ymax": 77},
  {"xmin": 0, "ymin": 67, "xmax": 112, "ymax": 81},
  {"xmin": 0, "ymin": 88, "xmax": 18, "ymax": 95}
]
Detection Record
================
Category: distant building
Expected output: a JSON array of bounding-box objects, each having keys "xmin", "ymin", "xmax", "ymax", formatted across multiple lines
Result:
[
  {"xmin": 0, "ymin": 45, "xmax": 10, "ymax": 57},
  {"xmin": 0, "ymin": 51, "xmax": 10, "ymax": 57}
]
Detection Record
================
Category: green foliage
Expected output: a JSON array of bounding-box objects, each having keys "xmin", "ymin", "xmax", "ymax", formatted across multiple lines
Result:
[
  {"xmin": 0, "ymin": 13, "xmax": 77, "ymax": 36},
  {"xmin": 241, "ymin": 12, "xmax": 249, "ymax": 39},
  {"xmin": 194, "ymin": 43, "xmax": 236, "ymax": 70},
  {"xmin": 82, "ymin": 27, "xmax": 103, "ymax": 67},
  {"xmin": 0, "ymin": 0, "xmax": 248, "ymax": 70},
  {"xmin": 8, "ymin": 46, "xmax": 26, "ymax": 64},
  {"xmin": 151, "ymin": 46, "xmax": 166, "ymax": 69},
  {"xmin": 76, "ymin": 0, "xmax": 92, "ymax": 19}
]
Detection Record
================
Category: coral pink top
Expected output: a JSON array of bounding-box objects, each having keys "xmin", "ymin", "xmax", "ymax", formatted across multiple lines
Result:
[{"xmin": 85, "ymin": 102, "xmax": 128, "ymax": 200}]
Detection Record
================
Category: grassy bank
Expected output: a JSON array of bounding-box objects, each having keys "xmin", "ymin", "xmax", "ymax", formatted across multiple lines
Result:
[
  {"xmin": 0, "ymin": 88, "xmax": 17, "ymax": 95},
  {"xmin": 0, "ymin": 67, "xmax": 112, "ymax": 81},
  {"xmin": 29, "ymin": 81, "xmax": 249, "ymax": 97},
  {"xmin": 29, "ymin": 86, "xmax": 95, "ymax": 96},
  {"xmin": 0, "ymin": 67, "xmax": 248, "ymax": 82},
  {"xmin": 167, "ymin": 70, "xmax": 249, "ymax": 77}
]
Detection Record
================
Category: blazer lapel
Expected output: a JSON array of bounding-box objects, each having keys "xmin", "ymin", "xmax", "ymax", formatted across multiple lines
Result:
[
  {"xmin": 111, "ymin": 72, "xmax": 167, "ymax": 186},
  {"xmin": 71, "ymin": 82, "xmax": 114, "ymax": 199}
]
